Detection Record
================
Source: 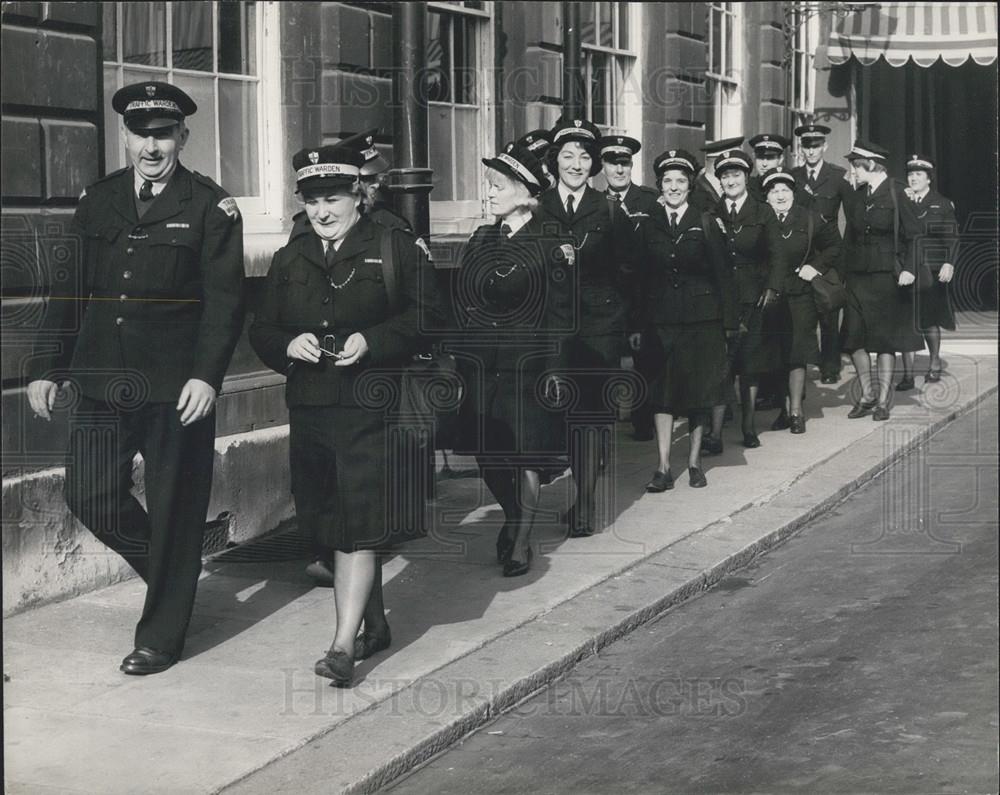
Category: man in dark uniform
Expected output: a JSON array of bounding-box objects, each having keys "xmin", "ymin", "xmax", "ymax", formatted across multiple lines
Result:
[
  {"xmin": 598, "ymin": 134, "xmax": 660, "ymax": 441},
  {"xmin": 26, "ymin": 82, "xmax": 245, "ymax": 675},
  {"xmin": 748, "ymin": 133, "xmax": 790, "ymax": 201},
  {"xmin": 790, "ymin": 123, "xmax": 854, "ymax": 383},
  {"xmin": 691, "ymin": 136, "xmax": 744, "ymax": 213}
]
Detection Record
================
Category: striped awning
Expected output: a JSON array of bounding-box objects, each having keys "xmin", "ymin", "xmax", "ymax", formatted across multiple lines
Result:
[{"xmin": 827, "ymin": 2, "xmax": 998, "ymax": 68}]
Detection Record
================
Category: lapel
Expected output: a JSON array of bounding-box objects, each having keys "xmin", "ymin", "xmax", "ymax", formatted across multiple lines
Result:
[
  {"xmin": 136, "ymin": 166, "xmax": 193, "ymax": 227},
  {"xmin": 111, "ymin": 168, "xmax": 139, "ymax": 225},
  {"xmin": 540, "ymin": 187, "xmax": 573, "ymax": 226},
  {"xmin": 571, "ymin": 186, "xmax": 604, "ymax": 224},
  {"xmin": 327, "ymin": 215, "xmax": 375, "ymax": 269},
  {"xmin": 296, "ymin": 229, "xmax": 327, "ymax": 271}
]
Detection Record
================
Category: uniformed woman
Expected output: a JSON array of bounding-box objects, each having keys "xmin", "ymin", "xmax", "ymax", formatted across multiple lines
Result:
[
  {"xmin": 761, "ymin": 168, "xmax": 843, "ymax": 433},
  {"xmin": 537, "ymin": 118, "xmax": 638, "ymax": 537},
  {"xmin": 704, "ymin": 148, "xmax": 786, "ymax": 449},
  {"xmin": 249, "ymin": 144, "xmax": 442, "ymax": 686},
  {"xmin": 635, "ymin": 149, "xmax": 734, "ymax": 491},
  {"xmin": 841, "ymin": 141, "xmax": 924, "ymax": 421},
  {"xmin": 898, "ymin": 154, "xmax": 958, "ymax": 389},
  {"xmin": 451, "ymin": 142, "xmax": 574, "ymax": 577}
]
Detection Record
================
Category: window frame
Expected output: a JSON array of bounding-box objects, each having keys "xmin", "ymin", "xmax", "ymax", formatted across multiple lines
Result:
[
  {"xmin": 581, "ymin": 2, "xmax": 637, "ymax": 136},
  {"xmin": 705, "ymin": 1, "xmax": 744, "ymax": 141},
  {"xmin": 788, "ymin": 1, "xmax": 820, "ymax": 142},
  {"xmin": 101, "ymin": 1, "xmax": 284, "ymax": 236}
]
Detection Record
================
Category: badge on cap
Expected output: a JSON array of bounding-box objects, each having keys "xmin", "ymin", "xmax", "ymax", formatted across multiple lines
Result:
[
  {"xmin": 308, "ymin": 151, "xmax": 319, "ymax": 164},
  {"xmin": 574, "ymin": 120, "xmax": 582, "ymax": 128},
  {"xmin": 146, "ymin": 85, "xmax": 156, "ymax": 97},
  {"xmin": 669, "ymin": 150, "xmax": 676, "ymax": 157},
  {"xmin": 616, "ymin": 137, "xmax": 623, "ymax": 144}
]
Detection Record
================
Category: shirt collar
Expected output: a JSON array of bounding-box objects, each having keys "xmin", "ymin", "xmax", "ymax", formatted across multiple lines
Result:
[
  {"xmin": 608, "ymin": 184, "xmax": 630, "ymax": 202},
  {"xmin": 503, "ymin": 209, "xmax": 532, "ymax": 237},
  {"xmin": 726, "ymin": 192, "xmax": 749, "ymax": 213},
  {"xmin": 867, "ymin": 172, "xmax": 888, "ymax": 192},
  {"xmin": 133, "ymin": 168, "xmax": 171, "ymax": 197},
  {"xmin": 558, "ymin": 182, "xmax": 587, "ymax": 206},
  {"xmin": 660, "ymin": 199, "xmax": 689, "ymax": 220}
]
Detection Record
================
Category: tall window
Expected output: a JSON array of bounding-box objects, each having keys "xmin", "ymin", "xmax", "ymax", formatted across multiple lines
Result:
[
  {"xmin": 788, "ymin": 2, "xmax": 820, "ymax": 143},
  {"xmin": 427, "ymin": 2, "xmax": 490, "ymax": 229},
  {"xmin": 705, "ymin": 2, "xmax": 743, "ymax": 140},
  {"xmin": 102, "ymin": 2, "xmax": 279, "ymax": 220},
  {"xmin": 579, "ymin": 2, "xmax": 636, "ymax": 134}
]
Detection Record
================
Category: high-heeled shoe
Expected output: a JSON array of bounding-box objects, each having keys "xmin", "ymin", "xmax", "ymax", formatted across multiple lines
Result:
[
  {"xmin": 353, "ymin": 623, "xmax": 391, "ymax": 661},
  {"xmin": 496, "ymin": 524, "xmax": 515, "ymax": 564},
  {"xmin": 315, "ymin": 648, "xmax": 354, "ymax": 687},
  {"xmin": 503, "ymin": 546, "xmax": 533, "ymax": 578},
  {"xmin": 847, "ymin": 398, "xmax": 878, "ymax": 419}
]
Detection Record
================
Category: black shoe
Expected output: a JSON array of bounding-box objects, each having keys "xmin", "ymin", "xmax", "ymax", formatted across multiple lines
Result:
[
  {"xmin": 503, "ymin": 547, "xmax": 533, "ymax": 578},
  {"xmin": 120, "ymin": 647, "xmax": 177, "ymax": 676},
  {"xmin": 305, "ymin": 559, "xmax": 336, "ymax": 587},
  {"xmin": 895, "ymin": 377, "xmax": 915, "ymax": 392},
  {"xmin": 353, "ymin": 625, "xmax": 391, "ymax": 661},
  {"xmin": 633, "ymin": 426, "xmax": 655, "ymax": 442},
  {"xmin": 770, "ymin": 408, "xmax": 791, "ymax": 431},
  {"xmin": 820, "ymin": 373, "xmax": 839, "ymax": 385},
  {"xmin": 496, "ymin": 524, "xmax": 515, "ymax": 564},
  {"xmin": 847, "ymin": 398, "xmax": 878, "ymax": 419},
  {"xmin": 315, "ymin": 649, "xmax": 354, "ymax": 687},
  {"xmin": 688, "ymin": 466, "xmax": 707, "ymax": 488},
  {"xmin": 645, "ymin": 469, "xmax": 674, "ymax": 493},
  {"xmin": 563, "ymin": 507, "xmax": 595, "ymax": 538},
  {"xmin": 742, "ymin": 431, "xmax": 761, "ymax": 448},
  {"xmin": 925, "ymin": 369, "xmax": 942, "ymax": 383},
  {"xmin": 789, "ymin": 414, "xmax": 806, "ymax": 434},
  {"xmin": 873, "ymin": 406, "xmax": 890, "ymax": 421},
  {"xmin": 702, "ymin": 434, "xmax": 723, "ymax": 456}
]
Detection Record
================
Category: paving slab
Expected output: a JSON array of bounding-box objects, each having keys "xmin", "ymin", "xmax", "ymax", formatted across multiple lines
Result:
[{"xmin": 3, "ymin": 351, "xmax": 996, "ymax": 794}]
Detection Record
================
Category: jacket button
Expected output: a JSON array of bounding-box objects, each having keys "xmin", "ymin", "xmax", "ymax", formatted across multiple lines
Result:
[
  {"xmin": 115, "ymin": 317, "xmax": 124, "ymax": 325},
  {"xmin": 322, "ymin": 296, "xmax": 330, "ymax": 304},
  {"xmin": 119, "ymin": 294, "xmax": 127, "ymax": 302},
  {"xmin": 126, "ymin": 247, "xmax": 135, "ymax": 255},
  {"xmin": 123, "ymin": 270, "xmax": 132, "ymax": 280},
  {"xmin": 321, "ymin": 320, "xmax": 329, "ymax": 328}
]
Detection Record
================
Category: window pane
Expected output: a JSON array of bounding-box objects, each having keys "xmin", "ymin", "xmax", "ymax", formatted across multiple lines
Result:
[
  {"xmin": 580, "ymin": 2, "xmax": 596, "ymax": 45},
  {"xmin": 453, "ymin": 107, "xmax": 478, "ymax": 200},
  {"xmin": 426, "ymin": 12, "xmax": 451, "ymax": 103},
  {"xmin": 711, "ymin": 9, "xmax": 722, "ymax": 73},
  {"xmin": 617, "ymin": 2, "xmax": 630, "ymax": 50},
  {"xmin": 219, "ymin": 79, "xmax": 259, "ymax": 195},
  {"xmin": 172, "ymin": 1, "xmax": 213, "ymax": 72},
  {"xmin": 598, "ymin": 2, "xmax": 613, "ymax": 47},
  {"xmin": 428, "ymin": 105, "xmax": 454, "ymax": 201},
  {"xmin": 219, "ymin": 1, "xmax": 257, "ymax": 75},
  {"xmin": 724, "ymin": 10, "xmax": 734, "ymax": 77},
  {"xmin": 103, "ymin": 3, "xmax": 117, "ymax": 61},
  {"xmin": 453, "ymin": 15, "xmax": 476, "ymax": 105},
  {"xmin": 590, "ymin": 52, "xmax": 609, "ymax": 127},
  {"xmin": 103, "ymin": 66, "xmax": 122, "ymax": 173},
  {"xmin": 171, "ymin": 74, "xmax": 217, "ymax": 181},
  {"xmin": 122, "ymin": 2, "xmax": 166, "ymax": 67}
]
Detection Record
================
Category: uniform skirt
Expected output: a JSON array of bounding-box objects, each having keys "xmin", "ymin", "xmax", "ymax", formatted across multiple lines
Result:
[
  {"xmin": 289, "ymin": 404, "xmax": 427, "ymax": 554},
  {"xmin": 915, "ymin": 279, "xmax": 956, "ymax": 331},
  {"xmin": 649, "ymin": 321, "xmax": 729, "ymax": 416},
  {"xmin": 779, "ymin": 293, "xmax": 821, "ymax": 367},
  {"xmin": 841, "ymin": 272, "xmax": 924, "ymax": 354},
  {"xmin": 732, "ymin": 301, "xmax": 785, "ymax": 376}
]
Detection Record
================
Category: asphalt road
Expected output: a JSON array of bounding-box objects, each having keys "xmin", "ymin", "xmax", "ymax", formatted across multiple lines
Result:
[{"xmin": 387, "ymin": 394, "xmax": 999, "ymax": 795}]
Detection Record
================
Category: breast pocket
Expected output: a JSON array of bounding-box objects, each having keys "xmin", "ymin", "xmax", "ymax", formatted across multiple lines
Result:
[
  {"xmin": 146, "ymin": 230, "xmax": 199, "ymax": 290},
  {"xmin": 349, "ymin": 261, "xmax": 389, "ymax": 308},
  {"xmin": 85, "ymin": 225, "xmax": 121, "ymax": 288}
]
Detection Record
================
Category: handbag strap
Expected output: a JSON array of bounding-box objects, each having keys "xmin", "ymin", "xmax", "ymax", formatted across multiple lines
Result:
[
  {"xmin": 887, "ymin": 178, "xmax": 901, "ymax": 266},
  {"xmin": 378, "ymin": 225, "xmax": 403, "ymax": 315},
  {"xmin": 798, "ymin": 211, "xmax": 814, "ymax": 270}
]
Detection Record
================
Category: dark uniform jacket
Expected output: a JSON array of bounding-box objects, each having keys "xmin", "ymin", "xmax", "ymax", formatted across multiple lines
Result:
[
  {"xmin": 450, "ymin": 215, "xmax": 576, "ymax": 416},
  {"xmin": 690, "ymin": 171, "xmax": 723, "ymax": 214},
  {"xmin": 28, "ymin": 165, "xmax": 245, "ymax": 403},
  {"xmin": 906, "ymin": 188, "xmax": 959, "ymax": 281},
  {"xmin": 638, "ymin": 202, "xmax": 735, "ymax": 330},
  {"xmin": 249, "ymin": 215, "xmax": 443, "ymax": 407},
  {"xmin": 842, "ymin": 177, "xmax": 917, "ymax": 275},
  {"xmin": 790, "ymin": 161, "xmax": 852, "ymax": 224},
  {"xmin": 538, "ymin": 185, "xmax": 638, "ymax": 337},
  {"xmin": 611, "ymin": 182, "xmax": 661, "ymax": 219},
  {"xmin": 711, "ymin": 194, "xmax": 787, "ymax": 308},
  {"xmin": 765, "ymin": 204, "xmax": 843, "ymax": 296}
]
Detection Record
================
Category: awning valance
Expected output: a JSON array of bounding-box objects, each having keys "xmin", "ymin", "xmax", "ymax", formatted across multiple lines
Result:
[{"xmin": 827, "ymin": 2, "xmax": 998, "ymax": 68}]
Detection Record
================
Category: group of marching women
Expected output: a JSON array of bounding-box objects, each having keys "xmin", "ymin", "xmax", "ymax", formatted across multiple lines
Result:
[{"xmin": 249, "ymin": 120, "xmax": 957, "ymax": 686}]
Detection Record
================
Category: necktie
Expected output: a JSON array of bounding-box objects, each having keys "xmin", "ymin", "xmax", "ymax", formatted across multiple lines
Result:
[
  {"xmin": 610, "ymin": 191, "xmax": 621, "ymax": 204},
  {"xmin": 915, "ymin": 195, "xmax": 923, "ymax": 204},
  {"xmin": 500, "ymin": 223, "xmax": 512, "ymax": 238},
  {"xmin": 324, "ymin": 241, "xmax": 336, "ymax": 268},
  {"xmin": 729, "ymin": 201, "xmax": 738, "ymax": 222},
  {"xmin": 867, "ymin": 184, "xmax": 874, "ymax": 198},
  {"xmin": 778, "ymin": 212, "xmax": 786, "ymax": 224},
  {"xmin": 669, "ymin": 212, "xmax": 678, "ymax": 232},
  {"xmin": 138, "ymin": 180, "xmax": 154, "ymax": 202},
  {"xmin": 566, "ymin": 194, "xmax": 575, "ymax": 219},
  {"xmin": 808, "ymin": 169, "xmax": 817, "ymax": 186}
]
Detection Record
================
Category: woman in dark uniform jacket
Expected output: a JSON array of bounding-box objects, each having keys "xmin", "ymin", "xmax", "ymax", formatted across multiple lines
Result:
[
  {"xmin": 452, "ymin": 143, "xmax": 575, "ymax": 577},
  {"xmin": 898, "ymin": 153, "xmax": 958, "ymax": 389},
  {"xmin": 841, "ymin": 140, "xmax": 924, "ymax": 421},
  {"xmin": 635, "ymin": 149, "xmax": 735, "ymax": 491},
  {"xmin": 761, "ymin": 168, "xmax": 843, "ymax": 433},
  {"xmin": 705, "ymin": 148, "xmax": 787, "ymax": 449},
  {"xmin": 249, "ymin": 144, "xmax": 442, "ymax": 686},
  {"xmin": 537, "ymin": 118, "xmax": 639, "ymax": 538}
]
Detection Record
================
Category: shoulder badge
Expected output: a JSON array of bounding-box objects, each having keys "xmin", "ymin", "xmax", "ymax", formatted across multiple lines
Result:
[
  {"xmin": 715, "ymin": 217, "xmax": 726, "ymax": 233},
  {"xmin": 217, "ymin": 196, "xmax": 240, "ymax": 220}
]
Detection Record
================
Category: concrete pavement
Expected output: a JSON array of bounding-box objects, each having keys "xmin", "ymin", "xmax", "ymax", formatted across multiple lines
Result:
[{"xmin": 3, "ymin": 346, "xmax": 997, "ymax": 795}]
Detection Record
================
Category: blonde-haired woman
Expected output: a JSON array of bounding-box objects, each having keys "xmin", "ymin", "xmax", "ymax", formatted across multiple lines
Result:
[{"xmin": 451, "ymin": 142, "xmax": 575, "ymax": 577}]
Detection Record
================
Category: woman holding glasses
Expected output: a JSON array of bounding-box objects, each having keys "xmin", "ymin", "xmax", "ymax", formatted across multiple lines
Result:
[{"xmin": 249, "ymin": 144, "xmax": 443, "ymax": 687}]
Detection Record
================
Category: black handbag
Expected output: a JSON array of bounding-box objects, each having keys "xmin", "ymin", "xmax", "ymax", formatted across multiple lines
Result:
[{"xmin": 811, "ymin": 268, "xmax": 849, "ymax": 314}]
